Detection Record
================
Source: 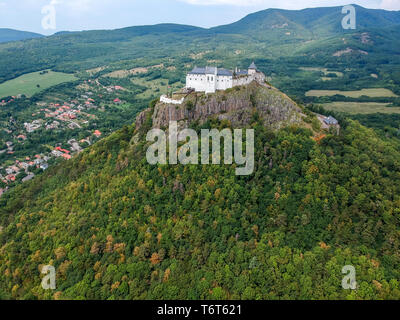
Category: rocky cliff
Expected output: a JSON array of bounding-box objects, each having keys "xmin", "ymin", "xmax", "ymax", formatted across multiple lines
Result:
[{"xmin": 136, "ymin": 81, "xmax": 305, "ymax": 131}]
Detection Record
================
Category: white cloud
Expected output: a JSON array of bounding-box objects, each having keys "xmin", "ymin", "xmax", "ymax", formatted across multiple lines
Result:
[
  {"xmin": 61, "ymin": 0, "xmax": 130, "ymax": 15},
  {"xmin": 64, "ymin": 0, "xmax": 96, "ymax": 13},
  {"xmin": 180, "ymin": 0, "xmax": 266, "ymax": 5},
  {"xmin": 180, "ymin": 0, "xmax": 324, "ymax": 6},
  {"xmin": 179, "ymin": 0, "xmax": 400, "ymax": 10},
  {"xmin": 39, "ymin": 0, "xmax": 107, "ymax": 14},
  {"xmin": 380, "ymin": 0, "xmax": 400, "ymax": 10}
]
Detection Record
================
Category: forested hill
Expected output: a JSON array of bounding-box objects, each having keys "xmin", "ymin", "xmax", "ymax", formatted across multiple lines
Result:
[
  {"xmin": 210, "ymin": 5, "xmax": 400, "ymax": 38},
  {"xmin": 0, "ymin": 28, "xmax": 43, "ymax": 43},
  {"xmin": 1, "ymin": 84, "xmax": 400, "ymax": 299}
]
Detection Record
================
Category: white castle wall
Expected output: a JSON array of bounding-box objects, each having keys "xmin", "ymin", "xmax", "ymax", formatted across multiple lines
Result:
[
  {"xmin": 186, "ymin": 73, "xmax": 232, "ymax": 94},
  {"xmin": 186, "ymin": 74, "xmax": 209, "ymax": 93},
  {"xmin": 216, "ymin": 75, "xmax": 233, "ymax": 91},
  {"xmin": 186, "ymin": 69, "xmax": 265, "ymax": 94},
  {"xmin": 160, "ymin": 95, "xmax": 184, "ymax": 105},
  {"xmin": 205, "ymin": 74, "xmax": 216, "ymax": 94},
  {"xmin": 232, "ymin": 76, "xmax": 252, "ymax": 87}
]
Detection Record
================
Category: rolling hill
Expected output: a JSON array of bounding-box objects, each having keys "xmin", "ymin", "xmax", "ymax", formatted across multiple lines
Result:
[
  {"xmin": 211, "ymin": 5, "xmax": 400, "ymax": 39},
  {"xmin": 0, "ymin": 28, "xmax": 43, "ymax": 43}
]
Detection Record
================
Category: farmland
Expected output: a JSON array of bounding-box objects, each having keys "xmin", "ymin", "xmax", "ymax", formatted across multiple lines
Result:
[
  {"xmin": 323, "ymin": 101, "xmax": 400, "ymax": 114},
  {"xmin": 130, "ymin": 77, "xmax": 183, "ymax": 99},
  {"xmin": 306, "ymin": 88, "xmax": 398, "ymax": 98},
  {"xmin": 0, "ymin": 70, "xmax": 77, "ymax": 98},
  {"xmin": 299, "ymin": 67, "xmax": 343, "ymax": 75}
]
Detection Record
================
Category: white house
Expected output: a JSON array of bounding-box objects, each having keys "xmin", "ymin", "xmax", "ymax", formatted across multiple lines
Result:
[{"xmin": 186, "ymin": 62, "xmax": 266, "ymax": 94}]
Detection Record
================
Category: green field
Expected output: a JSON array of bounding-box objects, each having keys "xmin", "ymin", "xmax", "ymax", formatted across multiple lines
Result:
[
  {"xmin": 306, "ymin": 88, "xmax": 398, "ymax": 98},
  {"xmin": 299, "ymin": 67, "xmax": 344, "ymax": 77},
  {"xmin": 0, "ymin": 70, "xmax": 77, "ymax": 98},
  {"xmin": 323, "ymin": 102, "xmax": 400, "ymax": 114},
  {"xmin": 130, "ymin": 77, "xmax": 183, "ymax": 99}
]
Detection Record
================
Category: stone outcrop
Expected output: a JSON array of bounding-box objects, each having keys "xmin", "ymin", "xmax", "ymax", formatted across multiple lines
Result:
[{"xmin": 135, "ymin": 81, "xmax": 305, "ymax": 131}]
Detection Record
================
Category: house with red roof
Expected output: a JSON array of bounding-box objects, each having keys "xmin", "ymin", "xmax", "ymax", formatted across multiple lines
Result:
[
  {"xmin": 94, "ymin": 130, "xmax": 102, "ymax": 137},
  {"xmin": 17, "ymin": 135, "xmax": 27, "ymax": 140},
  {"xmin": 6, "ymin": 175, "xmax": 16, "ymax": 182},
  {"xmin": 55, "ymin": 146, "xmax": 70, "ymax": 154}
]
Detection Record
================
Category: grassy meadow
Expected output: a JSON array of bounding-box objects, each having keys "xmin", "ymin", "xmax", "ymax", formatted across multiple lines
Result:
[
  {"xmin": 130, "ymin": 77, "xmax": 183, "ymax": 99},
  {"xmin": 306, "ymin": 88, "xmax": 398, "ymax": 98},
  {"xmin": 323, "ymin": 102, "xmax": 400, "ymax": 114},
  {"xmin": 0, "ymin": 70, "xmax": 77, "ymax": 98}
]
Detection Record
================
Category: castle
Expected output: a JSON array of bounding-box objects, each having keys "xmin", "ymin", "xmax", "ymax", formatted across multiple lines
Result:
[{"xmin": 185, "ymin": 62, "xmax": 266, "ymax": 94}]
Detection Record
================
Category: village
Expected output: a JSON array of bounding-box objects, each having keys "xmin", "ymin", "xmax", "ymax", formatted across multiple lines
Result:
[{"xmin": 0, "ymin": 82, "xmax": 130, "ymax": 198}]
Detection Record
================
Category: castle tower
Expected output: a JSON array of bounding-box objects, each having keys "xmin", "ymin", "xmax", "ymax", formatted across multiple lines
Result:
[
  {"xmin": 205, "ymin": 66, "xmax": 217, "ymax": 93},
  {"xmin": 248, "ymin": 61, "xmax": 257, "ymax": 75}
]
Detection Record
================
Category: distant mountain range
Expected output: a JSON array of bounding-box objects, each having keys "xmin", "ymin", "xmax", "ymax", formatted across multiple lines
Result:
[
  {"xmin": 211, "ymin": 5, "xmax": 400, "ymax": 38},
  {"xmin": 0, "ymin": 5, "xmax": 399, "ymax": 83},
  {"xmin": 2, "ymin": 5, "xmax": 400, "ymax": 43},
  {"xmin": 0, "ymin": 28, "xmax": 43, "ymax": 43}
]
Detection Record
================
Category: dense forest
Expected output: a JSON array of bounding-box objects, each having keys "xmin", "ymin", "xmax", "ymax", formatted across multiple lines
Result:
[{"xmin": 1, "ymin": 88, "xmax": 400, "ymax": 299}]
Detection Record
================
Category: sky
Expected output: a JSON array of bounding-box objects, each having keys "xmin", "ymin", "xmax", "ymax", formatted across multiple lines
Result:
[{"xmin": 0, "ymin": 0, "xmax": 399, "ymax": 35}]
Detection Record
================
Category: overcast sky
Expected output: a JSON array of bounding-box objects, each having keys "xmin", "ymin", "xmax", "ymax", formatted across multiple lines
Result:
[{"xmin": 0, "ymin": 0, "xmax": 399, "ymax": 35}]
